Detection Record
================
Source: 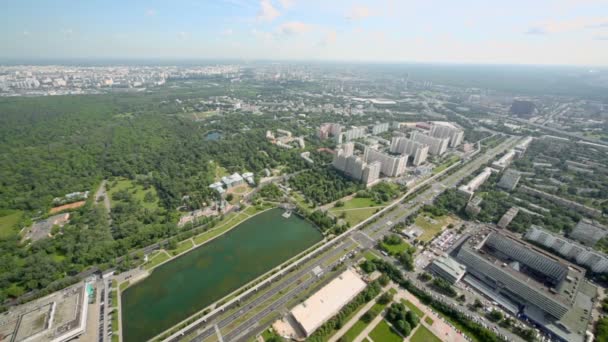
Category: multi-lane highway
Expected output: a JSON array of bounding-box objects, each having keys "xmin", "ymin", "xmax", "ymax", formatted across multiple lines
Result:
[{"xmin": 167, "ymin": 135, "xmax": 520, "ymax": 342}]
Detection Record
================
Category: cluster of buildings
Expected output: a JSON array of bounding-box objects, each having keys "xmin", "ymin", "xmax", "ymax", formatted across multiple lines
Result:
[
  {"xmin": 389, "ymin": 137, "xmax": 429, "ymax": 166},
  {"xmin": 209, "ymin": 172, "xmax": 255, "ymax": 195},
  {"xmin": 332, "ymin": 143, "xmax": 381, "ymax": 186},
  {"xmin": 52, "ymin": 190, "xmax": 90, "ymax": 205},
  {"xmin": 435, "ymin": 229, "xmax": 596, "ymax": 342},
  {"xmin": 266, "ymin": 129, "xmax": 305, "ymax": 149},
  {"xmin": 0, "ymin": 65, "xmax": 240, "ymax": 96}
]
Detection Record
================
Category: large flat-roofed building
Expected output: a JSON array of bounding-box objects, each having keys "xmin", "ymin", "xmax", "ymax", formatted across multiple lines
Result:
[
  {"xmin": 569, "ymin": 219, "xmax": 608, "ymax": 246},
  {"xmin": 456, "ymin": 230, "xmax": 595, "ymax": 342},
  {"xmin": 389, "ymin": 137, "xmax": 429, "ymax": 166},
  {"xmin": 429, "ymin": 255, "xmax": 466, "ymax": 284},
  {"xmin": 525, "ymin": 225, "xmax": 608, "ymax": 273},
  {"xmin": 291, "ymin": 269, "xmax": 367, "ymax": 337},
  {"xmin": 411, "ymin": 131, "xmax": 449, "ymax": 155},
  {"xmin": 429, "ymin": 121, "xmax": 464, "ymax": 147},
  {"xmin": 497, "ymin": 169, "xmax": 521, "ymax": 191},
  {"xmin": 363, "ymin": 147, "xmax": 407, "ymax": 177}
]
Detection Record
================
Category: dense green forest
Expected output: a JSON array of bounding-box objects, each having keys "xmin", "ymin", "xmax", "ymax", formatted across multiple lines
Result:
[{"xmin": 0, "ymin": 90, "xmax": 315, "ymax": 304}]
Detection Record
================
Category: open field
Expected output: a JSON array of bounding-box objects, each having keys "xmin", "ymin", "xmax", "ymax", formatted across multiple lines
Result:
[
  {"xmin": 332, "ymin": 197, "xmax": 377, "ymax": 210},
  {"xmin": 414, "ymin": 213, "xmax": 454, "ymax": 242},
  {"xmin": 210, "ymin": 161, "xmax": 229, "ymax": 182},
  {"xmin": 337, "ymin": 208, "xmax": 381, "ymax": 226},
  {"xmin": 369, "ymin": 320, "xmax": 402, "ymax": 342},
  {"xmin": 411, "ymin": 325, "xmax": 442, "ymax": 342},
  {"xmin": 0, "ymin": 210, "xmax": 22, "ymax": 238},
  {"xmin": 107, "ymin": 178, "xmax": 160, "ymax": 210}
]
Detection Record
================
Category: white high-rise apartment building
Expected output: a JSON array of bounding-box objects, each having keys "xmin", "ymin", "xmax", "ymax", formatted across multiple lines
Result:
[
  {"xmin": 390, "ymin": 137, "xmax": 429, "ymax": 166},
  {"xmin": 363, "ymin": 147, "xmax": 407, "ymax": 177},
  {"xmin": 343, "ymin": 127, "xmax": 367, "ymax": 142},
  {"xmin": 411, "ymin": 131, "xmax": 449, "ymax": 155},
  {"xmin": 430, "ymin": 122, "xmax": 464, "ymax": 147}
]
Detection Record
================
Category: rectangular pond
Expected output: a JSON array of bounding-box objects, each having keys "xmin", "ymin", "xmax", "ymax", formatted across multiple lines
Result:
[{"xmin": 121, "ymin": 208, "xmax": 323, "ymax": 341}]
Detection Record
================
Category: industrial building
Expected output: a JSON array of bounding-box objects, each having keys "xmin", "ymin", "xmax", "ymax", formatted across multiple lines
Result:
[
  {"xmin": 525, "ymin": 225, "xmax": 608, "ymax": 273},
  {"xmin": 497, "ymin": 169, "xmax": 521, "ymax": 191},
  {"xmin": 514, "ymin": 136, "xmax": 534, "ymax": 157},
  {"xmin": 290, "ymin": 269, "xmax": 367, "ymax": 337},
  {"xmin": 363, "ymin": 147, "xmax": 407, "ymax": 177},
  {"xmin": 456, "ymin": 230, "xmax": 595, "ymax": 342},
  {"xmin": 411, "ymin": 131, "xmax": 449, "ymax": 155},
  {"xmin": 569, "ymin": 219, "xmax": 608, "ymax": 246},
  {"xmin": 429, "ymin": 121, "xmax": 464, "ymax": 147},
  {"xmin": 497, "ymin": 207, "xmax": 519, "ymax": 228},
  {"xmin": 389, "ymin": 137, "xmax": 429, "ymax": 166},
  {"xmin": 429, "ymin": 255, "xmax": 466, "ymax": 283}
]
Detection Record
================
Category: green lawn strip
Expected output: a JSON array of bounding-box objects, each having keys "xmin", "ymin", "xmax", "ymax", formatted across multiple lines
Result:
[
  {"xmin": 0, "ymin": 210, "xmax": 23, "ymax": 238},
  {"xmin": 110, "ymin": 289, "xmax": 118, "ymax": 308},
  {"xmin": 389, "ymin": 288, "xmax": 397, "ymax": 295},
  {"xmin": 401, "ymin": 299, "xmax": 424, "ymax": 317},
  {"xmin": 111, "ymin": 310, "xmax": 119, "ymax": 332},
  {"xmin": 341, "ymin": 302, "xmax": 387, "ymax": 342},
  {"xmin": 171, "ymin": 239, "xmax": 194, "ymax": 256},
  {"xmin": 362, "ymin": 338, "xmax": 371, "ymax": 342},
  {"xmin": 119, "ymin": 281, "xmax": 130, "ymax": 291},
  {"xmin": 411, "ymin": 324, "xmax": 442, "ymax": 342},
  {"xmin": 425, "ymin": 316, "xmax": 434, "ymax": 325},
  {"xmin": 193, "ymin": 212, "xmax": 249, "ymax": 245},
  {"xmin": 433, "ymin": 155, "xmax": 460, "ymax": 174},
  {"xmin": 363, "ymin": 250, "xmax": 380, "ymax": 261},
  {"xmin": 111, "ymin": 335, "xmax": 119, "ymax": 342},
  {"xmin": 144, "ymin": 251, "xmax": 171, "ymax": 270},
  {"xmin": 369, "ymin": 319, "xmax": 402, "ymax": 342}
]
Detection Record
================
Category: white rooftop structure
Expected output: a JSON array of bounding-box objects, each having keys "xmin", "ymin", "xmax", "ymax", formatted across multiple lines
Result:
[
  {"xmin": 221, "ymin": 173, "xmax": 244, "ymax": 188},
  {"xmin": 291, "ymin": 269, "xmax": 366, "ymax": 336}
]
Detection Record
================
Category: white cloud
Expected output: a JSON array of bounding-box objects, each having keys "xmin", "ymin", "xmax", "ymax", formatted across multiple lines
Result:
[
  {"xmin": 178, "ymin": 31, "xmax": 189, "ymax": 40},
  {"xmin": 257, "ymin": 0, "xmax": 280, "ymax": 22},
  {"xmin": 22, "ymin": 30, "xmax": 30, "ymax": 37},
  {"xmin": 145, "ymin": 8, "xmax": 157, "ymax": 16},
  {"xmin": 321, "ymin": 30, "xmax": 337, "ymax": 45},
  {"xmin": 278, "ymin": 21, "xmax": 312, "ymax": 35},
  {"xmin": 346, "ymin": 5, "xmax": 372, "ymax": 20},
  {"xmin": 222, "ymin": 29, "xmax": 234, "ymax": 36},
  {"xmin": 526, "ymin": 17, "xmax": 608, "ymax": 34}
]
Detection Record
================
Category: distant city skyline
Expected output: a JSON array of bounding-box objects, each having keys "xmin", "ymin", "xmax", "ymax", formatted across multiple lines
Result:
[{"xmin": 1, "ymin": 0, "xmax": 608, "ymax": 66}]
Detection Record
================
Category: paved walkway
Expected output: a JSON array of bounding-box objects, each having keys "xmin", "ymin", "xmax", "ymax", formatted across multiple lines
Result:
[
  {"xmin": 402, "ymin": 291, "xmax": 467, "ymax": 342},
  {"xmin": 328, "ymin": 291, "xmax": 384, "ymax": 342}
]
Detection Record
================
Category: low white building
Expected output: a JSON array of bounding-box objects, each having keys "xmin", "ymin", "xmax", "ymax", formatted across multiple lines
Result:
[{"xmin": 222, "ymin": 173, "xmax": 244, "ymax": 188}]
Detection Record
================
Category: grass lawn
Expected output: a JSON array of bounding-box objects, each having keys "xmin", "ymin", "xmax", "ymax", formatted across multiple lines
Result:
[
  {"xmin": 230, "ymin": 184, "xmax": 250, "ymax": 195},
  {"xmin": 342, "ymin": 302, "xmax": 387, "ymax": 342},
  {"xmin": 414, "ymin": 213, "xmax": 454, "ymax": 242},
  {"xmin": 119, "ymin": 281, "xmax": 130, "ymax": 291},
  {"xmin": 389, "ymin": 288, "xmax": 397, "ymax": 295},
  {"xmin": 380, "ymin": 240, "xmax": 411, "ymax": 256},
  {"xmin": 425, "ymin": 316, "xmax": 434, "ymax": 325},
  {"xmin": 0, "ymin": 210, "xmax": 23, "ymax": 238},
  {"xmin": 193, "ymin": 212, "xmax": 249, "ymax": 245},
  {"xmin": 338, "ymin": 208, "xmax": 381, "ymax": 226},
  {"xmin": 402, "ymin": 299, "xmax": 424, "ymax": 317},
  {"xmin": 362, "ymin": 338, "xmax": 371, "ymax": 342},
  {"xmin": 411, "ymin": 325, "xmax": 442, "ymax": 342},
  {"xmin": 144, "ymin": 251, "xmax": 171, "ymax": 270},
  {"xmin": 107, "ymin": 178, "xmax": 160, "ymax": 210},
  {"xmin": 369, "ymin": 320, "xmax": 402, "ymax": 342},
  {"xmin": 363, "ymin": 250, "xmax": 380, "ymax": 261},
  {"xmin": 171, "ymin": 239, "xmax": 194, "ymax": 256}
]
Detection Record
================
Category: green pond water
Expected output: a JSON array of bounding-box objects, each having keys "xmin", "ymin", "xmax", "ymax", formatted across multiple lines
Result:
[{"xmin": 121, "ymin": 208, "xmax": 323, "ymax": 341}]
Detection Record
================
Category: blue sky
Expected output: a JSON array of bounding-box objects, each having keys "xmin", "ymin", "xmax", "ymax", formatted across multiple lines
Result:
[{"xmin": 1, "ymin": 0, "xmax": 607, "ymax": 65}]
